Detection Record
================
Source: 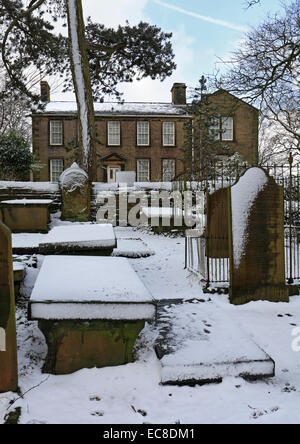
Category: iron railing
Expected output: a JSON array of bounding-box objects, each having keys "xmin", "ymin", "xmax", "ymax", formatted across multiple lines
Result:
[{"xmin": 184, "ymin": 159, "xmax": 300, "ymax": 286}]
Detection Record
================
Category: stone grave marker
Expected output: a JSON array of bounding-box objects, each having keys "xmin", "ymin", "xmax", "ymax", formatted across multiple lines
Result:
[
  {"xmin": 207, "ymin": 187, "xmax": 229, "ymax": 258},
  {"xmin": 0, "ymin": 222, "xmax": 18, "ymax": 393},
  {"xmin": 60, "ymin": 162, "xmax": 90, "ymax": 222},
  {"xmin": 228, "ymin": 167, "xmax": 289, "ymax": 305}
]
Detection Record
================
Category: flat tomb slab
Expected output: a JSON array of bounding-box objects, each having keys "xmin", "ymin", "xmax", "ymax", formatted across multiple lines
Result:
[
  {"xmin": 30, "ymin": 256, "xmax": 155, "ymax": 320},
  {"xmin": 29, "ymin": 256, "xmax": 155, "ymax": 374},
  {"xmin": 12, "ymin": 233, "xmax": 46, "ymax": 254},
  {"xmin": 1, "ymin": 199, "xmax": 53, "ymax": 233},
  {"xmin": 38, "ymin": 224, "xmax": 117, "ymax": 255},
  {"xmin": 155, "ymin": 302, "xmax": 275, "ymax": 386}
]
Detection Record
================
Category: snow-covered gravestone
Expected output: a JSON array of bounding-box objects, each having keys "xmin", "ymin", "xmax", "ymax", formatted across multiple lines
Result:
[
  {"xmin": 0, "ymin": 222, "xmax": 18, "ymax": 393},
  {"xmin": 228, "ymin": 168, "xmax": 289, "ymax": 305},
  {"xmin": 60, "ymin": 163, "xmax": 90, "ymax": 222}
]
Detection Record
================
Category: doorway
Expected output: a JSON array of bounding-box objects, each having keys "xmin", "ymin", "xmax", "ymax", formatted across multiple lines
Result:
[{"xmin": 107, "ymin": 166, "xmax": 121, "ymax": 183}]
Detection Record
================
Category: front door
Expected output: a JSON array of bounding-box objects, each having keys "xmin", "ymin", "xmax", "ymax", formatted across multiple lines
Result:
[{"xmin": 107, "ymin": 166, "xmax": 121, "ymax": 183}]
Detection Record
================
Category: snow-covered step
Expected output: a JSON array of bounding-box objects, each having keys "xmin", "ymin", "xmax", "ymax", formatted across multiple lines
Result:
[
  {"xmin": 38, "ymin": 224, "xmax": 117, "ymax": 255},
  {"xmin": 155, "ymin": 301, "xmax": 275, "ymax": 386}
]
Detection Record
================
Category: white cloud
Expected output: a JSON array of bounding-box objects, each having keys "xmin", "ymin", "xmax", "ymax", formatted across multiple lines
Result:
[{"xmin": 154, "ymin": 0, "xmax": 248, "ymax": 32}]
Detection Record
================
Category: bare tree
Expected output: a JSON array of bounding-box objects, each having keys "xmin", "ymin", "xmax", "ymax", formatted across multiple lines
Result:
[
  {"xmin": 0, "ymin": 65, "xmax": 31, "ymax": 139},
  {"xmin": 221, "ymin": 1, "xmax": 300, "ymax": 155},
  {"xmin": 258, "ymin": 118, "xmax": 299, "ymax": 164}
]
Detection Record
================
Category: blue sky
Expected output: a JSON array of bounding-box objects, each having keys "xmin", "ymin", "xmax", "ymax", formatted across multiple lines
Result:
[{"xmin": 52, "ymin": 0, "xmax": 285, "ymax": 102}]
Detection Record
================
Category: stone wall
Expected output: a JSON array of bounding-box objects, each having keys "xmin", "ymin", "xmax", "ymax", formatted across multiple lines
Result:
[{"xmin": 0, "ymin": 182, "xmax": 61, "ymax": 214}]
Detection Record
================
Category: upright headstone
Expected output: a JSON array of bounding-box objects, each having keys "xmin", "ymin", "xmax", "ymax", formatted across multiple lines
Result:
[
  {"xmin": 60, "ymin": 163, "xmax": 90, "ymax": 222},
  {"xmin": 0, "ymin": 222, "xmax": 18, "ymax": 393},
  {"xmin": 207, "ymin": 188, "xmax": 229, "ymax": 258},
  {"xmin": 228, "ymin": 167, "xmax": 289, "ymax": 305}
]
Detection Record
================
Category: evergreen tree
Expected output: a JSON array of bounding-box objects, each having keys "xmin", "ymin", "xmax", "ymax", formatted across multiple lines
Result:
[
  {"xmin": 181, "ymin": 77, "xmax": 224, "ymax": 181},
  {"xmin": 1, "ymin": 0, "xmax": 176, "ymax": 179},
  {"xmin": 0, "ymin": 131, "xmax": 35, "ymax": 180}
]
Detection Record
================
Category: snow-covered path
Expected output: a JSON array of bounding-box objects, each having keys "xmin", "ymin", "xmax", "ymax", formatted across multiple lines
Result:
[{"xmin": 1, "ymin": 226, "xmax": 300, "ymax": 424}]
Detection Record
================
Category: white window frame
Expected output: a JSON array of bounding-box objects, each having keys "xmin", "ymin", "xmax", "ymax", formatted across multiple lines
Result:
[
  {"xmin": 50, "ymin": 120, "xmax": 63, "ymax": 146},
  {"xmin": 108, "ymin": 121, "xmax": 121, "ymax": 146},
  {"xmin": 221, "ymin": 117, "xmax": 234, "ymax": 141},
  {"xmin": 162, "ymin": 159, "xmax": 176, "ymax": 182},
  {"xmin": 137, "ymin": 159, "xmax": 150, "ymax": 182},
  {"xmin": 137, "ymin": 122, "xmax": 150, "ymax": 146},
  {"xmin": 209, "ymin": 116, "xmax": 234, "ymax": 142},
  {"xmin": 163, "ymin": 122, "xmax": 175, "ymax": 146},
  {"xmin": 50, "ymin": 159, "xmax": 64, "ymax": 183}
]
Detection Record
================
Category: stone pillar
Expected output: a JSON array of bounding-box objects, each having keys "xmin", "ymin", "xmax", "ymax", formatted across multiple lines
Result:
[
  {"xmin": 228, "ymin": 167, "xmax": 289, "ymax": 305},
  {"xmin": 60, "ymin": 162, "xmax": 91, "ymax": 222},
  {"xmin": 0, "ymin": 222, "xmax": 18, "ymax": 393}
]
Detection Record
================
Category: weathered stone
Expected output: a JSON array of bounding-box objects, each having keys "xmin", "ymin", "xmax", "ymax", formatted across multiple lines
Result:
[
  {"xmin": 207, "ymin": 187, "xmax": 229, "ymax": 258},
  {"xmin": 39, "ymin": 319, "xmax": 145, "ymax": 375},
  {"xmin": 0, "ymin": 222, "xmax": 18, "ymax": 393},
  {"xmin": 0, "ymin": 200, "xmax": 53, "ymax": 233},
  {"xmin": 228, "ymin": 168, "xmax": 289, "ymax": 305},
  {"xmin": 60, "ymin": 163, "xmax": 91, "ymax": 222}
]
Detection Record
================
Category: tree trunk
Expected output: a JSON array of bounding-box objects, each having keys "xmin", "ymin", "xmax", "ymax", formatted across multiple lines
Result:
[{"xmin": 66, "ymin": 0, "xmax": 97, "ymax": 181}]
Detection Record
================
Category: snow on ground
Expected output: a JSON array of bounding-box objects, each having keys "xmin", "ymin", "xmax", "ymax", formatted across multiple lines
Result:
[{"xmin": 1, "ymin": 223, "xmax": 300, "ymax": 424}]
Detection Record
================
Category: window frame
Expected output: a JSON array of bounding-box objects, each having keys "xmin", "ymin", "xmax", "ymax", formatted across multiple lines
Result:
[
  {"xmin": 209, "ymin": 116, "xmax": 234, "ymax": 142},
  {"xmin": 221, "ymin": 117, "xmax": 234, "ymax": 141},
  {"xmin": 136, "ymin": 158, "xmax": 151, "ymax": 182},
  {"xmin": 136, "ymin": 121, "xmax": 150, "ymax": 147},
  {"xmin": 49, "ymin": 158, "xmax": 64, "ymax": 183},
  {"xmin": 162, "ymin": 159, "xmax": 176, "ymax": 182},
  {"xmin": 49, "ymin": 120, "xmax": 63, "ymax": 146},
  {"xmin": 107, "ymin": 121, "xmax": 121, "ymax": 146},
  {"xmin": 162, "ymin": 122, "xmax": 176, "ymax": 147}
]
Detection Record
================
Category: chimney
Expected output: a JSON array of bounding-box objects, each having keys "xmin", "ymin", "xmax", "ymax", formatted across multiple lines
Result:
[
  {"xmin": 171, "ymin": 83, "xmax": 187, "ymax": 105},
  {"xmin": 40, "ymin": 81, "xmax": 50, "ymax": 102}
]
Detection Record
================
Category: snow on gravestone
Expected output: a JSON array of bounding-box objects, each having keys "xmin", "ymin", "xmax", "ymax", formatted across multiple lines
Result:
[
  {"xmin": 60, "ymin": 162, "xmax": 90, "ymax": 222},
  {"xmin": 0, "ymin": 222, "xmax": 18, "ymax": 393},
  {"xmin": 228, "ymin": 167, "xmax": 289, "ymax": 305}
]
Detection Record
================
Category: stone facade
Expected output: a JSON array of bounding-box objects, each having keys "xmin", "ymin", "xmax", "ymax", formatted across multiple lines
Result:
[
  {"xmin": 208, "ymin": 90, "xmax": 259, "ymax": 166},
  {"xmin": 32, "ymin": 84, "xmax": 259, "ymax": 183}
]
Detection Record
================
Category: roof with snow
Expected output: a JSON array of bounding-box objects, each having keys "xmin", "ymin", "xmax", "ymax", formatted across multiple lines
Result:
[{"xmin": 33, "ymin": 101, "xmax": 189, "ymax": 117}]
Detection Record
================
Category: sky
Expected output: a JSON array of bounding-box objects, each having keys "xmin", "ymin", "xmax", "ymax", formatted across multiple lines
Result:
[{"xmin": 51, "ymin": 0, "xmax": 285, "ymax": 103}]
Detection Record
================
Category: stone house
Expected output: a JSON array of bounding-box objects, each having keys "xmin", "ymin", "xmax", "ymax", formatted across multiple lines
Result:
[{"xmin": 31, "ymin": 82, "xmax": 258, "ymax": 183}]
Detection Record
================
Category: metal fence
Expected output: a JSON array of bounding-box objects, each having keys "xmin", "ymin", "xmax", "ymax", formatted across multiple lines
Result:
[{"xmin": 184, "ymin": 159, "xmax": 300, "ymax": 286}]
